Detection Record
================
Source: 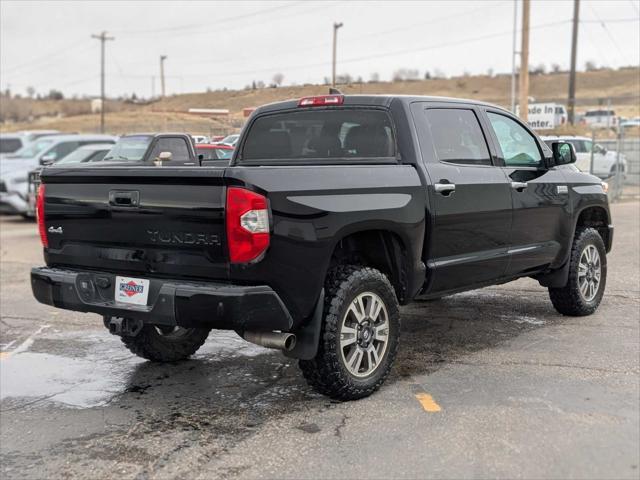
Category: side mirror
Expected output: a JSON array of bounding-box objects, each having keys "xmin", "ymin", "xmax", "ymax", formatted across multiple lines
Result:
[
  {"xmin": 594, "ymin": 144, "xmax": 606, "ymax": 154},
  {"xmin": 197, "ymin": 154, "xmax": 204, "ymax": 161},
  {"xmin": 158, "ymin": 151, "xmax": 172, "ymax": 161},
  {"xmin": 40, "ymin": 153, "xmax": 56, "ymax": 165},
  {"xmin": 552, "ymin": 142, "xmax": 576, "ymax": 166},
  {"xmin": 153, "ymin": 151, "xmax": 172, "ymax": 167}
]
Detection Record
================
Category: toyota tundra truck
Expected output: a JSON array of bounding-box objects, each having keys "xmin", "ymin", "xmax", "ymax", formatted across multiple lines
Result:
[{"xmin": 31, "ymin": 94, "xmax": 613, "ymax": 400}]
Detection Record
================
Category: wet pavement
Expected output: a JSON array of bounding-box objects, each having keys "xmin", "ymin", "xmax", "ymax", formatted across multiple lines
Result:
[{"xmin": 1, "ymin": 201, "xmax": 639, "ymax": 479}]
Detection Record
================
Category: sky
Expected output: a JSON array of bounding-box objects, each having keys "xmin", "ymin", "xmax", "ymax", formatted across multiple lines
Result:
[{"xmin": 1, "ymin": 0, "xmax": 639, "ymax": 99}]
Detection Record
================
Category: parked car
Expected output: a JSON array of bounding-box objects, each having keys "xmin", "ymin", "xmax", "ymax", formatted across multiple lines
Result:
[
  {"xmin": 541, "ymin": 135, "xmax": 627, "ymax": 178},
  {"xmin": 195, "ymin": 143, "xmax": 234, "ymax": 164},
  {"xmin": 191, "ymin": 135, "xmax": 211, "ymax": 144},
  {"xmin": 215, "ymin": 133, "xmax": 240, "ymax": 147},
  {"xmin": 0, "ymin": 134, "xmax": 116, "ymax": 216},
  {"xmin": 620, "ymin": 117, "xmax": 640, "ymax": 129},
  {"xmin": 26, "ymin": 144, "xmax": 114, "ymax": 217},
  {"xmin": 581, "ymin": 109, "xmax": 618, "ymax": 129},
  {"xmin": 31, "ymin": 94, "xmax": 612, "ymax": 400},
  {"xmin": 0, "ymin": 130, "xmax": 61, "ymax": 155}
]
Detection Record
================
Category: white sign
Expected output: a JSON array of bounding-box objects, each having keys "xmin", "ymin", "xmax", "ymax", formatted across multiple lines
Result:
[{"xmin": 516, "ymin": 103, "xmax": 567, "ymax": 130}]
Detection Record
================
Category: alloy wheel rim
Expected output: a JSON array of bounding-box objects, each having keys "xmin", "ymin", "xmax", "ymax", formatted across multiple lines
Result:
[
  {"xmin": 339, "ymin": 292, "xmax": 390, "ymax": 377},
  {"xmin": 578, "ymin": 245, "xmax": 601, "ymax": 302}
]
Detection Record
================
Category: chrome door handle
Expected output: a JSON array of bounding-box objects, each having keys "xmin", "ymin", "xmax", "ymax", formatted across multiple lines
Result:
[
  {"xmin": 511, "ymin": 182, "xmax": 528, "ymax": 191},
  {"xmin": 434, "ymin": 183, "xmax": 456, "ymax": 195}
]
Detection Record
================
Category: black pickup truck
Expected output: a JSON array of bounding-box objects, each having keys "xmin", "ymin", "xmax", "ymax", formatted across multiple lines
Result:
[{"xmin": 31, "ymin": 95, "xmax": 613, "ymax": 400}]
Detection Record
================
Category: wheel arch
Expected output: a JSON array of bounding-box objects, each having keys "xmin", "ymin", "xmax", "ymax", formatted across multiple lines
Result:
[{"xmin": 329, "ymin": 228, "xmax": 411, "ymax": 304}]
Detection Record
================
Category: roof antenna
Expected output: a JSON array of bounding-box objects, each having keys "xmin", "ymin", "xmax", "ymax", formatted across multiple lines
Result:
[{"xmin": 329, "ymin": 87, "xmax": 342, "ymax": 95}]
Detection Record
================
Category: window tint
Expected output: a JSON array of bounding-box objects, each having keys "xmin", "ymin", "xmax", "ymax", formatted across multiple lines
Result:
[
  {"xmin": 487, "ymin": 112, "xmax": 541, "ymax": 167},
  {"xmin": 149, "ymin": 137, "xmax": 191, "ymax": 161},
  {"xmin": 104, "ymin": 135, "xmax": 152, "ymax": 162},
  {"xmin": 425, "ymin": 109, "xmax": 491, "ymax": 165},
  {"xmin": 0, "ymin": 138, "xmax": 22, "ymax": 153},
  {"xmin": 242, "ymin": 109, "xmax": 395, "ymax": 161},
  {"xmin": 51, "ymin": 141, "xmax": 80, "ymax": 161}
]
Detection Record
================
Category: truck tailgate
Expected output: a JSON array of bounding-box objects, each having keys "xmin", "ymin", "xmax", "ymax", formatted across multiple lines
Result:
[{"xmin": 40, "ymin": 167, "xmax": 228, "ymax": 280}]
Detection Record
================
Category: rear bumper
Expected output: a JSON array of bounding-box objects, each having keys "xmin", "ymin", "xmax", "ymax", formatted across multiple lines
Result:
[{"xmin": 31, "ymin": 266, "xmax": 293, "ymax": 331}]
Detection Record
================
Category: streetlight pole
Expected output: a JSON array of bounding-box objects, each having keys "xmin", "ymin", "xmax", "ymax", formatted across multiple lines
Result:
[
  {"xmin": 568, "ymin": 0, "xmax": 580, "ymax": 125},
  {"xmin": 160, "ymin": 55, "xmax": 167, "ymax": 97},
  {"xmin": 518, "ymin": 0, "xmax": 530, "ymax": 122},
  {"xmin": 511, "ymin": 0, "xmax": 518, "ymax": 113},
  {"xmin": 332, "ymin": 22, "xmax": 343, "ymax": 87},
  {"xmin": 91, "ymin": 31, "xmax": 115, "ymax": 133}
]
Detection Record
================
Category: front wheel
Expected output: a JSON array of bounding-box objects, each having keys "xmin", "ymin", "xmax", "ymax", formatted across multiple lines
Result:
[
  {"xmin": 299, "ymin": 265, "xmax": 400, "ymax": 400},
  {"xmin": 549, "ymin": 227, "xmax": 607, "ymax": 316}
]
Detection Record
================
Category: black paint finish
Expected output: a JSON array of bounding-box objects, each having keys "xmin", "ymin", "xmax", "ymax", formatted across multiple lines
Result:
[{"xmin": 34, "ymin": 95, "xmax": 611, "ymax": 333}]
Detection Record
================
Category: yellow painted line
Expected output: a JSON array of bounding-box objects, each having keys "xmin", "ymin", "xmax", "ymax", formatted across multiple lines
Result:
[
  {"xmin": 415, "ymin": 392, "xmax": 442, "ymax": 412},
  {"xmin": 0, "ymin": 351, "xmax": 11, "ymax": 359}
]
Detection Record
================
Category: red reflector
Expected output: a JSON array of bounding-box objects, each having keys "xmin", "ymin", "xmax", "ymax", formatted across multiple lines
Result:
[
  {"xmin": 36, "ymin": 184, "xmax": 48, "ymax": 248},
  {"xmin": 226, "ymin": 187, "xmax": 270, "ymax": 263},
  {"xmin": 298, "ymin": 95, "xmax": 344, "ymax": 107}
]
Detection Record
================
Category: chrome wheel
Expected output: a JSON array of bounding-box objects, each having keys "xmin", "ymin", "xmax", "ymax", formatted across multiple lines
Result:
[
  {"xmin": 339, "ymin": 292, "xmax": 389, "ymax": 377},
  {"xmin": 578, "ymin": 245, "xmax": 601, "ymax": 302}
]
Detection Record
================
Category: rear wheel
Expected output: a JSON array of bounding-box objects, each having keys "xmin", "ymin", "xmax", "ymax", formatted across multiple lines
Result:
[
  {"xmin": 299, "ymin": 265, "xmax": 400, "ymax": 400},
  {"xmin": 549, "ymin": 227, "xmax": 607, "ymax": 316},
  {"xmin": 117, "ymin": 323, "xmax": 210, "ymax": 362}
]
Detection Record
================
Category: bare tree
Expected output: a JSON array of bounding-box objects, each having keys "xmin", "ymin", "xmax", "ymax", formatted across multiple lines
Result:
[
  {"xmin": 551, "ymin": 63, "xmax": 561, "ymax": 73},
  {"xmin": 272, "ymin": 73, "xmax": 284, "ymax": 87},
  {"xmin": 585, "ymin": 60, "xmax": 597, "ymax": 71},
  {"xmin": 369, "ymin": 72, "xmax": 380, "ymax": 83},
  {"xmin": 26, "ymin": 86, "xmax": 36, "ymax": 98},
  {"xmin": 392, "ymin": 68, "xmax": 420, "ymax": 82}
]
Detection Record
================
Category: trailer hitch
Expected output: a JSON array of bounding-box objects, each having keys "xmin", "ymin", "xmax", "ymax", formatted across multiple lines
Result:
[{"xmin": 104, "ymin": 316, "xmax": 143, "ymax": 337}]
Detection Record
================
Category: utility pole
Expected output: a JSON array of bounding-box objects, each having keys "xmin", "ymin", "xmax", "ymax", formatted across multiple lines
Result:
[
  {"xmin": 510, "ymin": 0, "xmax": 518, "ymax": 113},
  {"xmin": 160, "ymin": 55, "xmax": 167, "ymax": 97},
  {"xmin": 91, "ymin": 31, "xmax": 114, "ymax": 133},
  {"xmin": 518, "ymin": 0, "xmax": 530, "ymax": 122},
  {"xmin": 332, "ymin": 22, "xmax": 343, "ymax": 87},
  {"xmin": 568, "ymin": 0, "xmax": 580, "ymax": 125}
]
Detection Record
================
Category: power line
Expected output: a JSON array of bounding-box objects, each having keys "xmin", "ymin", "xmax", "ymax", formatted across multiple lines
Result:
[
  {"xmin": 110, "ymin": 18, "xmax": 572, "ymax": 82},
  {"xmin": 114, "ymin": 1, "xmax": 304, "ymax": 35},
  {"xmin": 588, "ymin": 4, "xmax": 630, "ymax": 65}
]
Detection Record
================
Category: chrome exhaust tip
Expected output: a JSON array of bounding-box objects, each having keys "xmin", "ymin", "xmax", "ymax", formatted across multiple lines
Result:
[{"xmin": 242, "ymin": 331, "xmax": 297, "ymax": 351}]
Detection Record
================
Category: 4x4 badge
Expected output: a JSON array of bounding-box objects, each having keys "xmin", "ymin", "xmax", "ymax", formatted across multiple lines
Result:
[{"xmin": 48, "ymin": 226, "xmax": 63, "ymax": 234}]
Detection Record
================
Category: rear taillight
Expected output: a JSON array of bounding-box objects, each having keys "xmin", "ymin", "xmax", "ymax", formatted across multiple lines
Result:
[
  {"xmin": 298, "ymin": 95, "xmax": 344, "ymax": 107},
  {"xmin": 226, "ymin": 187, "xmax": 269, "ymax": 263},
  {"xmin": 36, "ymin": 184, "xmax": 48, "ymax": 248}
]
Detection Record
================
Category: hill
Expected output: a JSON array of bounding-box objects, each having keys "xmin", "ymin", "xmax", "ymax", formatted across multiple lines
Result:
[{"xmin": 1, "ymin": 67, "xmax": 638, "ymax": 136}]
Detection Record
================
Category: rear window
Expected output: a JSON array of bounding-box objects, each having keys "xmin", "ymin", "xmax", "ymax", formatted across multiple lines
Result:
[
  {"xmin": 0, "ymin": 138, "xmax": 22, "ymax": 153},
  {"xmin": 241, "ymin": 109, "xmax": 395, "ymax": 162}
]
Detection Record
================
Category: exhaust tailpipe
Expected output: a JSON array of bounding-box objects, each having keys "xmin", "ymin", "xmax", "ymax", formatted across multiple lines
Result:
[{"xmin": 242, "ymin": 331, "xmax": 297, "ymax": 351}]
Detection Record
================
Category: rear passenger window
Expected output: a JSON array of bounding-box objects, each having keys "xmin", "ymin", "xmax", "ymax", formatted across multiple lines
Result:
[{"xmin": 425, "ymin": 109, "xmax": 491, "ymax": 165}]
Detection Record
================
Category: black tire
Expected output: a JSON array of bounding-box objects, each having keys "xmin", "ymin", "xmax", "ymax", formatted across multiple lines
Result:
[
  {"xmin": 549, "ymin": 227, "xmax": 607, "ymax": 316},
  {"xmin": 299, "ymin": 265, "xmax": 400, "ymax": 400},
  {"xmin": 119, "ymin": 324, "xmax": 210, "ymax": 362}
]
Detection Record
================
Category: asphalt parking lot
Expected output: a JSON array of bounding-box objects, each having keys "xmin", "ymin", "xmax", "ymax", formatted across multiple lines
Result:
[{"xmin": 1, "ymin": 201, "xmax": 638, "ymax": 480}]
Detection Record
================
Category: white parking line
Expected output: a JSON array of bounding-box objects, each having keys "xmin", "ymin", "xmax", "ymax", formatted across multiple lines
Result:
[{"xmin": 0, "ymin": 324, "xmax": 50, "ymax": 359}]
